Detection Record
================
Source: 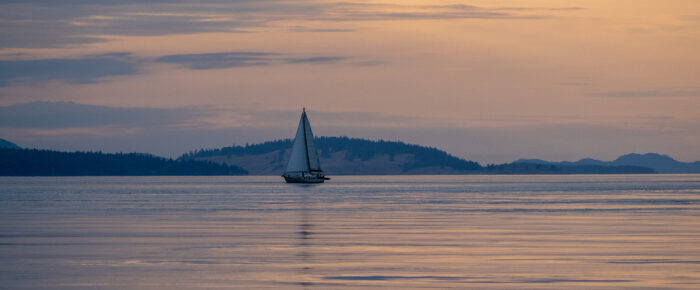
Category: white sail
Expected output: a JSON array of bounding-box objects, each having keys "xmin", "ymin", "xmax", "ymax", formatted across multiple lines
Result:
[
  {"xmin": 285, "ymin": 112, "xmax": 311, "ymax": 173},
  {"xmin": 283, "ymin": 109, "xmax": 327, "ymax": 183},
  {"xmin": 304, "ymin": 113, "xmax": 322, "ymax": 172}
]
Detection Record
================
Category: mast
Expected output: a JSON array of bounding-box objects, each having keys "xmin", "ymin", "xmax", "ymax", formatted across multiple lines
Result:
[{"xmin": 301, "ymin": 108, "xmax": 312, "ymax": 172}]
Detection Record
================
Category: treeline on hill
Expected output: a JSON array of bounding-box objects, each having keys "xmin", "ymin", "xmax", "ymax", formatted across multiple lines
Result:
[
  {"xmin": 179, "ymin": 136, "xmax": 482, "ymax": 171},
  {"xmin": 180, "ymin": 136, "xmax": 655, "ymax": 174},
  {"xmin": 0, "ymin": 148, "xmax": 247, "ymax": 176}
]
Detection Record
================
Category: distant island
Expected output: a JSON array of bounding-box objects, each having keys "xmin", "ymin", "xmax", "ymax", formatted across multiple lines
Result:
[
  {"xmin": 6, "ymin": 136, "xmax": 699, "ymax": 176},
  {"xmin": 180, "ymin": 136, "xmax": 655, "ymax": 175},
  {"xmin": 0, "ymin": 146, "xmax": 247, "ymax": 176},
  {"xmin": 515, "ymin": 153, "xmax": 700, "ymax": 174}
]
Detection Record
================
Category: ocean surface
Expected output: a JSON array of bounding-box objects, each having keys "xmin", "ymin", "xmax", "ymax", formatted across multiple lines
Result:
[{"xmin": 1, "ymin": 175, "xmax": 699, "ymax": 289}]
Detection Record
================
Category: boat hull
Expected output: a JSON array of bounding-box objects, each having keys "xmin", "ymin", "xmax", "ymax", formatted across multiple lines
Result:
[{"xmin": 283, "ymin": 175, "xmax": 325, "ymax": 184}]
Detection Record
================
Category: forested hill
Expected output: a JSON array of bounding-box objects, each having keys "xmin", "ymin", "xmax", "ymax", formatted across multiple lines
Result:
[
  {"xmin": 180, "ymin": 137, "xmax": 654, "ymax": 175},
  {"xmin": 181, "ymin": 137, "xmax": 481, "ymax": 174},
  {"xmin": 0, "ymin": 138, "xmax": 20, "ymax": 149},
  {"xmin": 0, "ymin": 148, "xmax": 247, "ymax": 176}
]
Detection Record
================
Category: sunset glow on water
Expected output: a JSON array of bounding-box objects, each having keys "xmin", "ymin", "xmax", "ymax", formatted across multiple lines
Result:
[{"xmin": 1, "ymin": 175, "xmax": 699, "ymax": 288}]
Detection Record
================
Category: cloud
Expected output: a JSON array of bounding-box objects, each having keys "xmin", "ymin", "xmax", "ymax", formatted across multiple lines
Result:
[
  {"xmin": 155, "ymin": 52, "xmax": 279, "ymax": 69},
  {"xmin": 311, "ymin": 3, "xmax": 551, "ymax": 22},
  {"xmin": 156, "ymin": 52, "xmax": 345, "ymax": 69},
  {"xmin": 597, "ymin": 88, "xmax": 700, "ymax": 98},
  {"xmin": 286, "ymin": 56, "xmax": 345, "ymax": 64},
  {"xmin": 70, "ymin": 12, "xmax": 248, "ymax": 36},
  {"xmin": 0, "ymin": 53, "xmax": 138, "ymax": 87},
  {"xmin": 0, "ymin": 102, "xmax": 417, "ymax": 132},
  {"xmin": 0, "ymin": 101, "xmax": 202, "ymax": 129},
  {"xmin": 491, "ymin": 6, "xmax": 586, "ymax": 12},
  {"xmin": 287, "ymin": 26, "xmax": 354, "ymax": 33},
  {"xmin": 0, "ymin": 1, "xmax": 281, "ymax": 48},
  {"xmin": 0, "ymin": 1, "xmax": 579, "ymax": 48},
  {"xmin": 0, "ymin": 51, "xmax": 350, "ymax": 86}
]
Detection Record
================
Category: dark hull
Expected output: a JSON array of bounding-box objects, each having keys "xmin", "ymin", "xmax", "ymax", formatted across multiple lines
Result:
[{"xmin": 283, "ymin": 175, "xmax": 325, "ymax": 183}]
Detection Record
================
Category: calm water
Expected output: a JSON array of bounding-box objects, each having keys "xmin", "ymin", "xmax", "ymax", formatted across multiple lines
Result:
[{"xmin": 1, "ymin": 175, "xmax": 699, "ymax": 289}]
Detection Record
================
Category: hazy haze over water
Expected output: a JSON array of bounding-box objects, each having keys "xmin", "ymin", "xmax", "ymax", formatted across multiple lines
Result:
[{"xmin": 1, "ymin": 175, "xmax": 700, "ymax": 288}]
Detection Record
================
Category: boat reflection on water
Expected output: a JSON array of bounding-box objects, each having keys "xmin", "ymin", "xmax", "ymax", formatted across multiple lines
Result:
[{"xmin": 297, "ymin": 191, "xmax": 314, "ymax": 288}]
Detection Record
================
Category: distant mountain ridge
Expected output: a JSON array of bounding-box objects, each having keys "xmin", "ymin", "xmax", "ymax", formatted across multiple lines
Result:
[
  {"xmin": 182, "ymin": 137, "xmax": 654, "ymax": 175},
  {"xmin": 515, "ymin": 153, "xmax": 700, "ymax": 174}
]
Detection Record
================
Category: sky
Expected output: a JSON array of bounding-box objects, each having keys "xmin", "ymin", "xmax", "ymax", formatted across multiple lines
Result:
[{"xmin": 0, "ymin": 0, "xmax": 699, "ymax": 164}]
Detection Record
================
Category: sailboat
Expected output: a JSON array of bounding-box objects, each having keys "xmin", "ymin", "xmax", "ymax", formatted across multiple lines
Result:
[{"xmin": 282, "ymin": 108, "xmax": 329, "ymax": 183}]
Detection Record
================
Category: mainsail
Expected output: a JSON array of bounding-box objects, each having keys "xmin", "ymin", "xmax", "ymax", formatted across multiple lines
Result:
[{"xmin": 285, "ymin": 109, "xmax": 322, "ymax": 174}]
